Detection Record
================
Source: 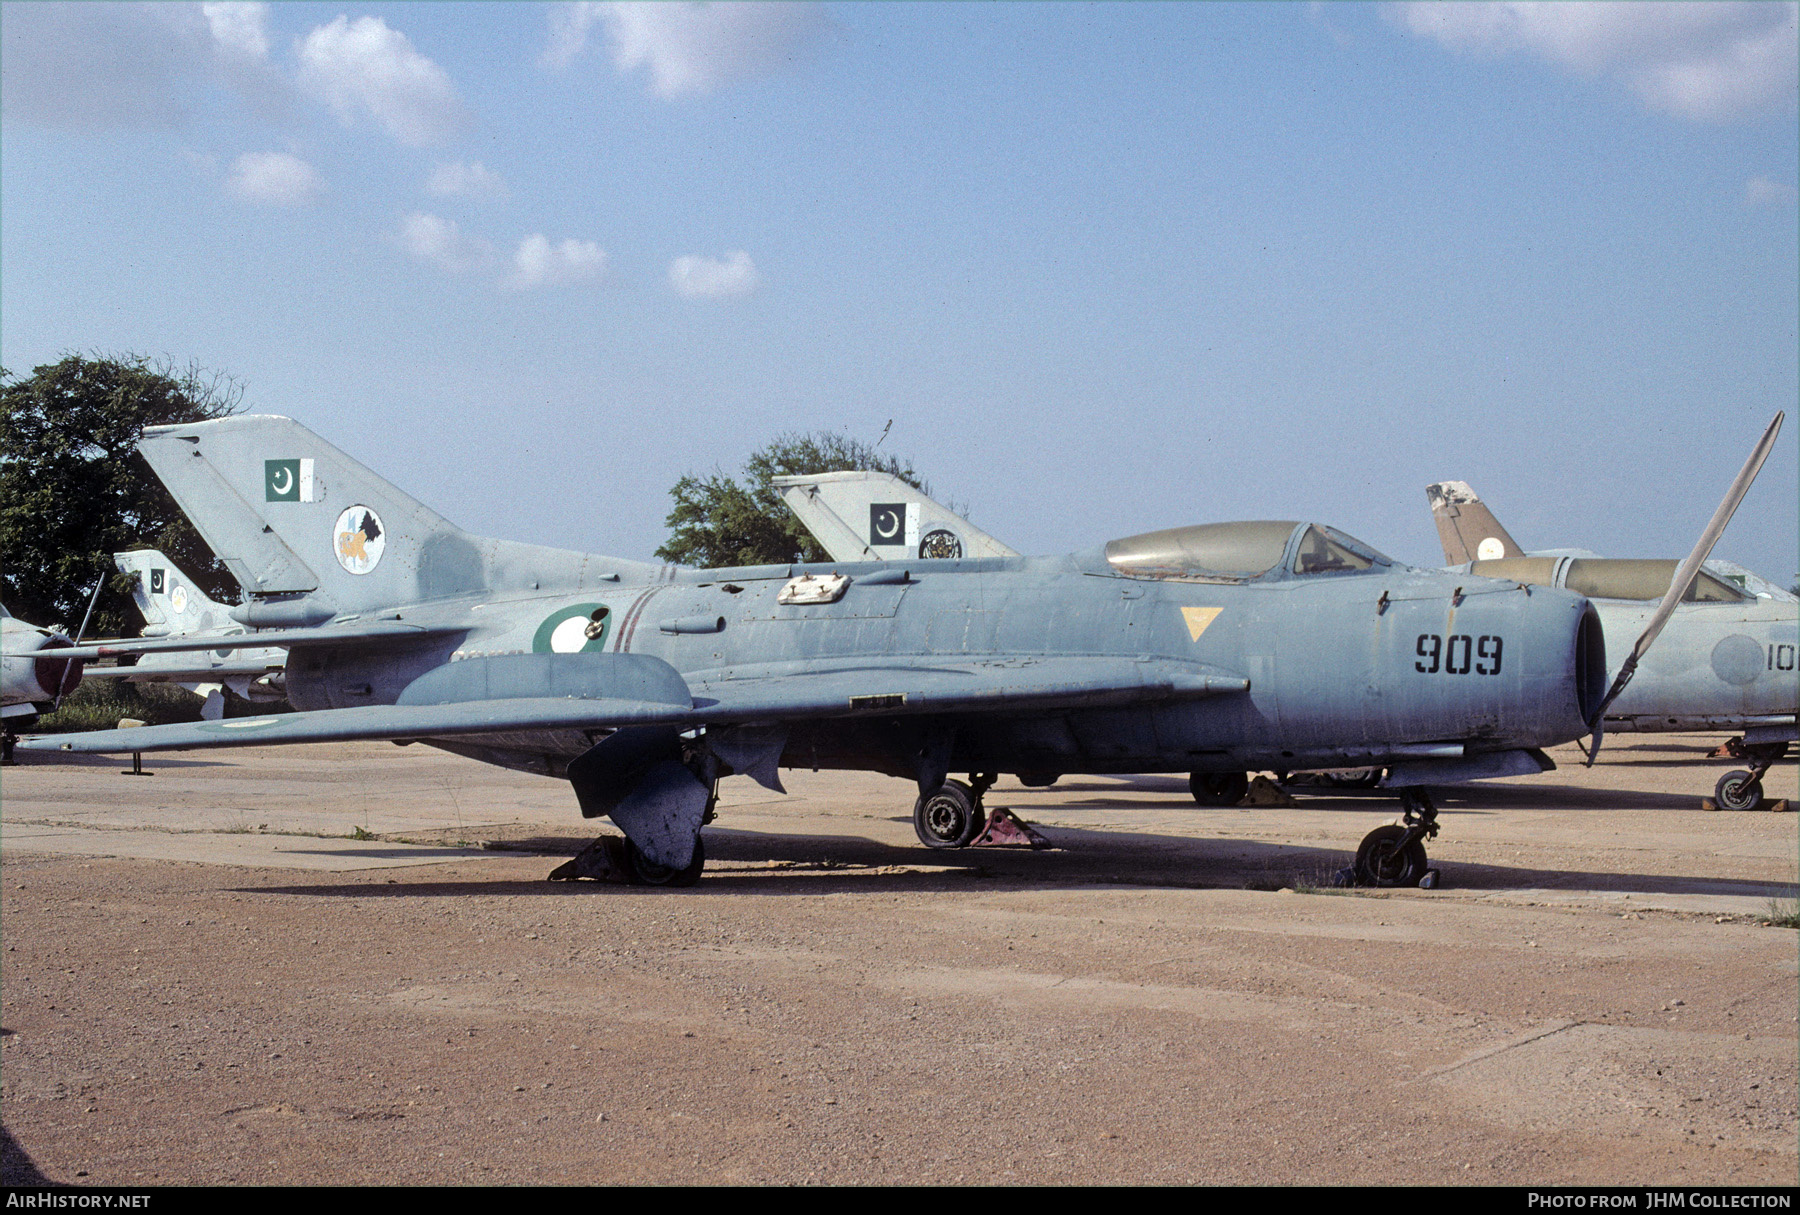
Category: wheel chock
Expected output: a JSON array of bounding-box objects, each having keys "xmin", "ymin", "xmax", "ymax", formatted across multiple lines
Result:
[
  {"xmin": 1700, "ymin": 797, "xmax": 1791, "ymax": 813},
  {"xmin": 548, "ymin": 835, "xmax": 631, "ymax": 882},
  {"xmin": 1240, "ymin": 775, "xmax": 1296, "ymax": 807},
  {"xmin": 970, "ymin": 806, "xmax": 1051, "ymax": 849}
]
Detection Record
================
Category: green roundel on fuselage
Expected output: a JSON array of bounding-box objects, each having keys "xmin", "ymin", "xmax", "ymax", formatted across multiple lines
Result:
[{"xmin": 532, "ymin": 603, "xmax": 613, "ymax": 654}]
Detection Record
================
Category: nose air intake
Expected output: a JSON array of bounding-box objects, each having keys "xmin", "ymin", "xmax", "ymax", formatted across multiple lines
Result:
[{"xmin": 1574, "ymin": 604, "xmax": 1606, "ymax": 726}]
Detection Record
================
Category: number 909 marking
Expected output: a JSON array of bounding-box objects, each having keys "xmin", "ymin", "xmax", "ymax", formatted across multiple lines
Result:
[{"xmin": 1416, "ymin": 634, "xmax": 1503, "ymax": 675}]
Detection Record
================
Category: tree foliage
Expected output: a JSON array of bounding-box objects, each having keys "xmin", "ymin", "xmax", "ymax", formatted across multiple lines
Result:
[
  {"xmin": 657, "ymin": 432, "xmax": 930, "ymax": 568},
  {"xmin": 0, "ymin": 354, "xmax": 242, "ymax": 637}
]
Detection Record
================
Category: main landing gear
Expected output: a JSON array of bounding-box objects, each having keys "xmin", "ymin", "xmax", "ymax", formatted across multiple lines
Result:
[
  {"xmin": 914, "ymin": 774, "xmax": 996, "ymax": 848},
  {"xmin": 1353, "ymin": 789, "xmax": 1441, "ymax": 889},
  {"xmin": 1189, "ymin": 770, "xmax": 1250, "ymax": 806},
  {"xmin": 1713, "ymin": 742, "xmax": 1789, "ymax": 812}
]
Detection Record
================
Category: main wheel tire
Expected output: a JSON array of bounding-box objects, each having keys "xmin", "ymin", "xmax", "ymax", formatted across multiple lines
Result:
[
  {"xmin": 625, "ymin": 835, "xmax": 705, "ymax": 887},
  {"xmin": 1354, "ymin": 825, "xmax": 1428, "ymax": 888},
  {"xmin": 914, "ymin": 780, "xmax": 982, "ymax": 849},
  {"xmin": 1714, "ymin": 770, "xmax": 1762, "ymax": 813},
  {"xmin": 1190, "ymin": 771, "xmax": 1250, "ymax": 807}
]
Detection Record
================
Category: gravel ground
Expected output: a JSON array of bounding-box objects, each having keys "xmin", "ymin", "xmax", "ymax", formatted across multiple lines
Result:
[{"xmin": 1, "ymin": 734, "xmax": 1793, "ymax": 1185}]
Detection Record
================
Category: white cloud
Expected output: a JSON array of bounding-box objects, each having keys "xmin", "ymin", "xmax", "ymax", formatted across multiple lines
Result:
[
  {"xmin": 426, "ymin": 160, "xmax": 509, "ymax": 200},
  {"xmin": 507, "ymin": 239, "xmax": 612, "ymax": 293},
  {"xmin": 1745, "ymin": 177, "xmax": 1798, "ymax": 208},
  {"xmin": 541, "ymin": 1, "xmax": 833, "ymax": 97},
  {"xmin": 201, "ymin": 2, "xmax": 269, "ymax": 61},
  {"xmin": 669, "ymin": 250, "xmax": 760, "ymax": 298},
  {"xmin": 1387, "ymin": 2, "xmax": 1798, "ymax": 122},
  {"xmin": 297, "ymin": 15, "xmax": 469, "ymax": 146},
  {"xmin": 1, "ymin": 2, "xmax": 286, "ymax": 129},
  {"xmin": 506, "ymin": 235, "xmax": 608, "ymax": 290},
  {"xmin": 225, "ymin": 151, "xmax": 321, "ymax": 205},
  {"xmin": 396, "ymin": 212, "xmax": 495, "ymax": 273}
]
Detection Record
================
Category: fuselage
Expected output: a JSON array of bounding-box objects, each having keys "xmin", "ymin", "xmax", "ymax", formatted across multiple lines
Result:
[
  {"xmin": 283, "ymin": 527, "xmax": 1605, "ymax": 783},
  {"xmin": 1588, "ymin": 597, "xmax": 1797, "ymax": 731},
  {"xmin": 1458, "ymin": 556, "xmax": 1798, "ymax": 733}
]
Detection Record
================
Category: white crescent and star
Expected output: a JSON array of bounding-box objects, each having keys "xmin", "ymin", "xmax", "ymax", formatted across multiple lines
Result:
[
  {"xmin": 874, "ymin": 509, "xmax": 901, "ymax": 540},
  {"xmin": 271, "ymin": 466, "xmax": 294, "ymax": 495}
]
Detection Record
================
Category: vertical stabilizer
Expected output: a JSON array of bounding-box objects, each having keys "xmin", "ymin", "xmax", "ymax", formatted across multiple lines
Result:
[
  {"xmin": 773, "ymin": 471, "xmax": 1020, "ymax": 563},
  {"xmin": 113, "ymin": 550, "xmax": 236, "ymax": 638},
  {"xmin": 1425, "ymin": 481, "xmax": 1526, "ymax": 565},
  {"xmin": 138, "ymin": 415, "xmax": 654, "ymax": 615}
]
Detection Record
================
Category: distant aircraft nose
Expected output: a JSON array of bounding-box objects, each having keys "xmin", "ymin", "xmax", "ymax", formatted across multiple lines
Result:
[{"xmin": 2, "ymin": 626, "xmax": 84, "ymax": 704}]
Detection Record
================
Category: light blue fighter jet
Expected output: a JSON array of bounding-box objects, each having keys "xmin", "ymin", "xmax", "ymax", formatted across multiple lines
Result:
[
  {"xmin": 1426, "ymin": 479, "xmax": 1796, "ymax": 810},
  {"xmin": 19, "ymin": 414, "xmax": 1779, "ymax": 886}
]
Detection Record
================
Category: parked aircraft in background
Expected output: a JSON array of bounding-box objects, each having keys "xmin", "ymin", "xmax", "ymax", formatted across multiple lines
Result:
[
  {"xmin": 1426, "ymin": 476, "xmax": 1795, "ymax": 810},
  {"xmin": 772, "ymin": 470, "xmax": 1018, "ymax": 563},
  {"xmin": 83, "ymin": 551, "xmax": 287, "ymax": 719},
  {"xmin": 0, "ymin": 605, "xmax": 83, "ymax": 741}
]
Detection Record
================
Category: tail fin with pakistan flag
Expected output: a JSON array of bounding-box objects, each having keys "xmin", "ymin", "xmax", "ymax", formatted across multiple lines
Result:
[{"xmin": 136, "ymin": 415, "xmax": 659, "ymax": 622}]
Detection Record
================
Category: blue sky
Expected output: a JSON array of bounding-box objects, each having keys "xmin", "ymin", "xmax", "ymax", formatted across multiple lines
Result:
[{"xmin": 3, "ymin": 2, "xmax": 1795, "ymax": 579}]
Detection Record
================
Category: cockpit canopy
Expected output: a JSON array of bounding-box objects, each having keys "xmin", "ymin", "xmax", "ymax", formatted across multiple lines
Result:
[
  {"xmin": 1468, "ymin": 558, "xmax": 1748, "ymax": 603},
  {"xmin": 1104, "ymin": 521, "xmax": 1392, "ymax": 582}
]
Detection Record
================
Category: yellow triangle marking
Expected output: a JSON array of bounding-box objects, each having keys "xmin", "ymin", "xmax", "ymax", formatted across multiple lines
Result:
[{"xmin": 1181, "ymin": 606, "xmax": 1223, "ymax": 642}]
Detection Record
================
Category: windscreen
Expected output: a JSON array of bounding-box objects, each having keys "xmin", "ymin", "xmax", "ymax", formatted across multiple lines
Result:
[{"xmin": 1290, "ymin": 525, "xmax": 1383, "ymax": 576}]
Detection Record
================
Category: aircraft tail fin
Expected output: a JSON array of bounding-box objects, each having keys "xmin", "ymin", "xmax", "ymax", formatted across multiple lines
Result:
[
  {"xmin": 112, "ymin": 551, "xmax": 237, "ymax": 637},
  {"xmin": 772, "ymin": 471, "xmax": 1020, "ymax": 563},
  {"xmin": 138, "ymin": 415, "xmax": 652, "ymax": 617},
  {"xmin": 1425, "ymin": 481, "xmax": 1526, "ymax": 565}
]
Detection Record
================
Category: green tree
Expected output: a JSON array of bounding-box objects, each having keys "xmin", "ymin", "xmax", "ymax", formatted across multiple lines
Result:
[
  {"xmin": 0, "ymin": 354, "xmax": 242, "ymax": 638},
  {"xmin": 657, "ymin": 431, "xmax": 931, "ymax": 567}
]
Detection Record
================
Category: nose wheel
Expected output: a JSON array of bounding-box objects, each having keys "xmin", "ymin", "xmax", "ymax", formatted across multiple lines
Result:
[
  {"xmin": 1712, "ymin": 742, "xmax": 1789, "ymax": 811},
  {"xmin": 1353, "ymin": 789, "xmax": 1441, "ymax": 888}
]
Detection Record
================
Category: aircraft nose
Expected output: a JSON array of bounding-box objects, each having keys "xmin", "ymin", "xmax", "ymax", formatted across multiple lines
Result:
[{"xmin": 6, "ymin": 628, "xmax": 84, "ymax": 702}]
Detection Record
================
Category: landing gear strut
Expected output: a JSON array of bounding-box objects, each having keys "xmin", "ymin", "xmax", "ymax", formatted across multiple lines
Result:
[
  {"xmin": 913, "ymin": 773, "xmax": 996, "ymax": 848},
  {"xmin": 1714, "ymin": 742, "xmax": 1789, "ymax": 811},
  {"xmin": 1354, "ymin": 789, "xmax": 1440, "ymax": 888}
]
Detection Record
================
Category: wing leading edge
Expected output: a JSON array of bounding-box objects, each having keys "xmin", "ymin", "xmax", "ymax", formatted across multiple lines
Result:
[{"xmin": 20, "ymin": 652, "xmax": 1248, "ymax": 755}]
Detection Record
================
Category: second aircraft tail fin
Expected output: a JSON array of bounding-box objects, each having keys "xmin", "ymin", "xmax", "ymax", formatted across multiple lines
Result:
[
  {"xmin": 773, "ymin": 470, "xmax": 1020, "ymax": 563},
  {"xmin": 1425, "ymin": 481, "xmax": 1526, "ymax": 565}
]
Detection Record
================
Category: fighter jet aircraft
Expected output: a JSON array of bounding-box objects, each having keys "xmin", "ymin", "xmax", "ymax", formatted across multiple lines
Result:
[
  {"xmin": 82, "ymin": 551, "xmax": 287, "ymax": 719},
  {"xmin": 1426, "ymin": 479, "xmax": 1796, "ymax": 810},
  {"xmin": 21, "ymin": 413, "xmax": 1770, "ymax": 887}
]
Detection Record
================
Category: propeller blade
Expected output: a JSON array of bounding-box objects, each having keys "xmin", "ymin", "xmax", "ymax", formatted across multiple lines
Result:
[{"xmin": 1585, "ymin": 410, "xmax": 1785, "ymax": 763}]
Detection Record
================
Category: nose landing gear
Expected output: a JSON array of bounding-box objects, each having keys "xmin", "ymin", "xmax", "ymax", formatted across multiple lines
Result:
[
  {"xmin": 1353, "ymin": 789, "xmax": 1442, "ymax": 888},
  {"xmin": 1712, "ymin": 742, "xmax": 1790, "ymax": 811}
]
